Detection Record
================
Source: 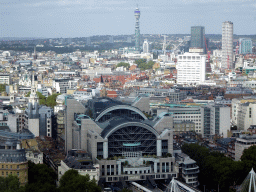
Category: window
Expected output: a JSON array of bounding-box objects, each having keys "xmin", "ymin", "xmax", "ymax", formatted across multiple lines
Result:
[
  {"xmin": 6, "ymin": 172, "xmax": 8, "ymax": 176},
  {"xmin": 17, "ymin": 165, "xmax": 19, "ymax": 169},
  {"xmin": 6, "ymin": 165, "xmax": 8, "ymax": 169},
  {"xmin": 2, "ymin": 165, "xmax": 3, "ymax": 168},
  {"xmin": 10, "ymin": 165, "xmax": 12, "ymax": 169},
  {"xmin": 17, "ymin": 172, "xmax": 19, "ymax": 176}
]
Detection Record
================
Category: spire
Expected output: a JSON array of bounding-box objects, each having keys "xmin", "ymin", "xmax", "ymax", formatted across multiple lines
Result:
[{"xmin": 29, "ymin": 72, "xmax": 39, "ymax": 106}]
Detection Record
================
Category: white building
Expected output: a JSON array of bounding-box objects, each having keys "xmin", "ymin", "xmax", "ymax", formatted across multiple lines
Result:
[
  {"xmin": 0, "ymin": 74, "xmax": 11, "ymax": 85},
  {"xmin": 176, "ymin": 52, "xmax": 206, "ymax": 85},
  {"xmin": 53, "ymin": 79, "xmax": 77, "ymax": 94},
  {"xmin": 143, "ymin": 39, "xmax": 149, "ymax": 53},
  {"xmin": 232, "ymin": 98, "xmax": 256, "ymax": 129},
  {"xmin": 221, "ymin": 21, "xmax": 233, "ymax": 69},
  {"xmin": 58, "ymin": 156, "xmax": 100, "ymax": 185},
  {"xmin": 235, "ymin": 135, "xmax": 256, "ymax": 161}
]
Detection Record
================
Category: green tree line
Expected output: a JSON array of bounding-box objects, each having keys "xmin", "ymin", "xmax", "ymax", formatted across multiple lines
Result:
[
  {"xmin": 181, "ymin": 143, "xmax": 256, "ymax": 192},
  {"xmin": 135, "ymin": 59, "xmax": 155, "ymax": 71},
  {"xmin": 26, "ymin": 92, "xmax": 60, "ymax": 108}
]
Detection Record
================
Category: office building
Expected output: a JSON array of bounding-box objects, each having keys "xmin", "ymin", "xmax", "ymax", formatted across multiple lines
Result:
[
  {"xmin": 53, "ymin": 79, "xmax": 77, "ymax": 94},
  {"xmin": 222, "ymin": 21, "xmax": 233, "ymax": 69},
  {"xmin": 176, "ymin": 52, "xmax": 206, "ymax": 85},
  {"xmin": 239, "ymin": 38, "xmax": 252, "ymax": 54},
  {"xmin": 190, "ymin": 26, "xmax": 205, "ymax": 50},
  {"xmin": 134, "ymin": 6, "xmax": 141, "ymax": 52},
  {"xmin": 154, "ymin": 104, "xmax": 230, "ymax": 138}
]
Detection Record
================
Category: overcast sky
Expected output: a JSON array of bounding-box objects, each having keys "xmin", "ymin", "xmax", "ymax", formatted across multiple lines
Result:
[{"xmin": 0, "ymin": 0, "xmax": 255, "ymax": 38}]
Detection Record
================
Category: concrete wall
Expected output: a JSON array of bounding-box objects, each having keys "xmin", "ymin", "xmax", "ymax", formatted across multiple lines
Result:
[
  {"xmin": 65, "ymin": 99, "xmax": 86, "ymax": 153},
  {"xmin": 28, "ymin": 119, "xmax": 39, "ymax": 137}
]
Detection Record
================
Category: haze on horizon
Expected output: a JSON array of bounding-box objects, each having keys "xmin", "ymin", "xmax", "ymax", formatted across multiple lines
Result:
[{"xmin": 0, "ymin": 0, "xmax": 255, "ymax": 38}]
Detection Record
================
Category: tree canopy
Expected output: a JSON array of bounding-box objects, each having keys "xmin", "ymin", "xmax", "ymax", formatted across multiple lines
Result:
[
  {"xmin": 0, "ymin": 175, "xmax": 24, "ymax": 192},
  {"xmin": 25, "ymin": 92, "xmax": 60, "ymax": 108},
  {"xmin": 135, "ymin": 59, "xmax": 155, "ymax": 70},
  {"xmin": 25, "ymin": 161, "xmax": 58, "ymax": 192},
  {"xmin": 59, "ymin": 169, "xmax": 101, "ymax": 192},
  {"xmin": 181, "ymin": 143, "xmax": 246, "ymax": 192},
  {"xmin": 241, "ymin": 145, "xmax": 256, "ymax": 174},
  {"xmin": 116, "ymin": 62, "xmax": 130, "ymax": 69}
]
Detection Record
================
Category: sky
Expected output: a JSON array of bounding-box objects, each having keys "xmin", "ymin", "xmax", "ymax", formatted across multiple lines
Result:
[{"xmin": 0, "ymin": 0, "xmax": 255, "ymax": 38}]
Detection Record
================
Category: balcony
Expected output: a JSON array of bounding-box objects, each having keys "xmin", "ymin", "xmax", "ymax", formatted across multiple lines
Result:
[{"xmin": 182, "ymin": 169, "xmax": 199, "ymax": 174}]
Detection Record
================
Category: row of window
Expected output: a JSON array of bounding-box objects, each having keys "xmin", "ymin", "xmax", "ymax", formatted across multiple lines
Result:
[
  {"xmin": 2, "ymin": 171, "xmax": 19, "ymax": 176},
  {"xmin": 1, "ymin": 165, "xmax": 20, "ymax": 169}
]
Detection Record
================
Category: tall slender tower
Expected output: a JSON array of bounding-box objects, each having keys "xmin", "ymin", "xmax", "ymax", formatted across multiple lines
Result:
[
  {"xmin": 222, "ymin": 21, "xmax": 233, "ymax": 69},
  {"xmin": 134, "ymin": 6, "xmax": 140, "ymax": 53}
]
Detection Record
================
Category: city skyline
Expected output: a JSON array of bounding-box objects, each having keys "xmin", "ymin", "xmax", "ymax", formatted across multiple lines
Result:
[{"xmin": 0, "ymin": 0, "xmax": 255, "ymax": 38}]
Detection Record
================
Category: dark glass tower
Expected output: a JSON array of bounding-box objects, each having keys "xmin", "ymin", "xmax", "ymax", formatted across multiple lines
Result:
[{"xmin": 190, "ymin": 26, "xmax": 205, "ymax": 49}]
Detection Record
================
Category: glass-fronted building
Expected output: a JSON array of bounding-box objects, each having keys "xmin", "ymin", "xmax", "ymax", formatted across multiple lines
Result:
[
  {"xmin": 190, "ymin": 26, "xmax": 205, "ymax": 50},
  {"xmin": 239, "ymin": 38, "xmax": 252, "ymax": 54}
]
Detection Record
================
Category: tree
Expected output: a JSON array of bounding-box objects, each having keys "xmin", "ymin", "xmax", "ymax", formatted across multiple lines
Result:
[
  {"xmin": 25, "ymin": 91, "xmax": 46, "ymax": 105},
  {"xmin": 59, "ymin": 170, "xmax": 101, "ymax": 192},
  {"xmin": 241, "ymin": 145, "xmax": 256, "ymax": 174},
  {"xmin": 181, "ymin": 143, "xmax": 246, "ymax": 192},
  {"xmin": 0, "ymin": 84, "xmax": 6, "ymax": 92},
  {"xmin": 45, "ymin": 93, "xmax": 60, "ymax": 108},
  {"xmin": 116, "ymin": 62, "xmax": 130, "ymax": 69},
  {"xmin": 0, "ymin": 175, "xmax": 24, "ymax": 192},
  {"xmin": 25, "ymin": 161, "xmax": 57, "ymax": 192}
]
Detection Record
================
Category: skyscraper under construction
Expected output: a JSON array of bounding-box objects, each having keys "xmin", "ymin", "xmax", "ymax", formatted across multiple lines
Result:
[{"xmin": 134, "ymin": 6, "xmax": 140, "ymax": 53}]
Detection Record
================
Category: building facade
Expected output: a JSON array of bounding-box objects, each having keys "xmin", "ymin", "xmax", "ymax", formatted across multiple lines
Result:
[
  {"xmin": 176, "ymin": 52, "xmax": 206, "ymax": 85},
  {"xmin": 0, "ymin": 139, "xmax": 28, "ymax": 186},
  {"xmin": 65, "ymin": 97, "xmax": 177, "ymax": 185},
  {"xmin": 235, "ymin": 135, "xmax": 256, "ymax": 161},
  {"xmin": 190, "ymin": 26, "xmax": 205, "ymax": 50},
  {"xmin": 222, "ymin": 21, "xmax": 233, "ymax": 69},
  {"xmin": 239, "ymin": 38, "xmax": 252, "ymax": 55}
]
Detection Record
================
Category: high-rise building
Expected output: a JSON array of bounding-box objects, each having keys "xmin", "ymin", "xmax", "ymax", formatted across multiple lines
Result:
[
  {"xmin": 222, "ymin": 21, "xmax": 233, "ymax": 69},
  {"xmin": 143, "ymin": 39, "xmax": 149, "ymax": 53},
  {"xmin": 190, "ymin": 26, "xmax": 205, "ymax": 50},
  {"xmin": 134, "ymin": 6, "xmax": 140, "ymax": 52},
  {"xmin": 176, "ymin": 52, "xmax": 206, "ymax": 85},
  {"xmin": 239, "ymin": 38, "xmax": 252, "ymax": 54}
]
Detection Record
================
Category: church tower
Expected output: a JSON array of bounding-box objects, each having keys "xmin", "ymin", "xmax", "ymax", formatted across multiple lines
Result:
[{"xmin": 29, "ymin": 72, "xmax": 39, "ymax": 106}]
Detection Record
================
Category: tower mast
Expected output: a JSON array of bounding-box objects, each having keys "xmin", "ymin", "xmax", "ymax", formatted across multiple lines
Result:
[{"xmin": 134, "ymin": 6, "xmax": 140, "ymax": 53}]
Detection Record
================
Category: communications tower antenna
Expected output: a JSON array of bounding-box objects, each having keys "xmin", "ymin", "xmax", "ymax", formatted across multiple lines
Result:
[{"xmin": 134, "ymin": 5, "xmax": 141, "ymax": 53}]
